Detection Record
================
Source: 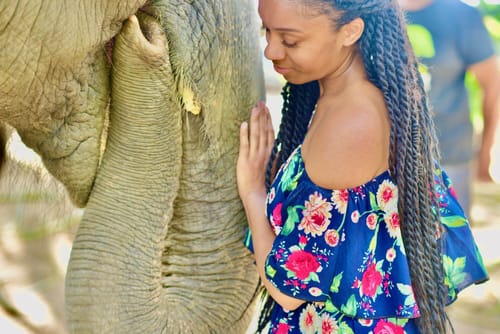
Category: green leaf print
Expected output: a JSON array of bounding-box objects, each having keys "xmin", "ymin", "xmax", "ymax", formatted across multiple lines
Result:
[
  {"xmin": 280, "ymin": 158, "xmax": 303, "ymax": 192},
  {"xmin": 324, "ymin": 298, "xmax": 339, "ymax": 313},
  {"xmin": 308, "ymin": 272, "xmax": 320, "ymax": 283},
  {"xmin": 265, "ymin": 264, "xmax": 276, "ymax": 279},
  {"xmin": 369, "ymin": 192, "xmax": 378, "ymax": 210},
  {"xmin": 330, "ymin": 272, "xmax": 343, "ymax": 293},
  {"xmin": 388, "ymin": 317, "xmax": 409, "ymax": 327},
  {"xmin": 281, "ymin": 206, "xmax": 300, "ymax": 236},
  {"xmin": 443, "ymin": 255, "xmax": 467, "ymax": 288},
  {"xmin": 340, "ymin": 295, "xmax": 357, "ymax": 316},
  {"xmin": 397, "ymin": 283, "xmax": 416, "ymax": 306},
  {"xmin": 338, "ymin": 321, "xmax": 355, "ymax": 334},
  {"xmin": 441, "ymin": 215, "xmax": 467, "ymax": 228}
]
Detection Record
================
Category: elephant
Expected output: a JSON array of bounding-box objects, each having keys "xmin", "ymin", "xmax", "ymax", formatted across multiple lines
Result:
[{"xmin": 0, "ymin": 0, "xmax": 265, "ymax": 333}]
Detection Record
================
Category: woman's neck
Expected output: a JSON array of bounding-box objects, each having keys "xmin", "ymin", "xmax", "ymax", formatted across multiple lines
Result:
[{"xmin": 319, "ymin": 52, "xmax": 366, "ymax": 98}]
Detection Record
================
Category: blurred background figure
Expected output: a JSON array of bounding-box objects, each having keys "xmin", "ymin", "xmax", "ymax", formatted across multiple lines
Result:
[{"xmin": 398, "ymin": 0, "xmax": 500, "ymax": 219}]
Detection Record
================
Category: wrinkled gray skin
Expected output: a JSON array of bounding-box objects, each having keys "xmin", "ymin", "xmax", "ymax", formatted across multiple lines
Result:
[{"xmin": 0, "ymin": 1, "xmax": 264, "ymax": 332}]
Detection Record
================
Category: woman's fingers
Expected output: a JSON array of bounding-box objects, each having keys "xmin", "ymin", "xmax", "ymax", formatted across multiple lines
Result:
[
  {"xmin": 249, "ymin": 105, "xmax": 261, "ymax": 156},
  {"xmin": 239, "ymin": 121, "xmax": 249, "ymax": 156},
  {"xmin": 242, "ymin": 101, "xmax": 274, "ymax": 162},
  {"xmin": 258, "ymin": 102, "xmax": 268, "ymax": 154},
  {"xmin": 264, "ymin": 104, "xmax": 275, "ymax": 151}
]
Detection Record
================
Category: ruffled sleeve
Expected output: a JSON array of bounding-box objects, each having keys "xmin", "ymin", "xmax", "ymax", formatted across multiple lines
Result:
[
  {"xmin": 263, "ymin": 147, "xmax": 420, "ymax": 319},
  {"xmin": 435, "ymin": 168, "xmax": 489, "ymax": 304}
]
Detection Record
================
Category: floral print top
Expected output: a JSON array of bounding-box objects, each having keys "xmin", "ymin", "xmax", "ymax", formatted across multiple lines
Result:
[{"xmin": 244, "ymin": 145, "xmax": 488, "ymax": 334}]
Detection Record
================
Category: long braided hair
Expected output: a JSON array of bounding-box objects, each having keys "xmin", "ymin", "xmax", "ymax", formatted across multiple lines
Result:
[{"xmin": 257, "ymin": 1, "xmax": 449, "ymax": 333}]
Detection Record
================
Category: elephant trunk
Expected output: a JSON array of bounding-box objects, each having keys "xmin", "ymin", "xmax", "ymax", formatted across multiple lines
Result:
[{"xmin": 65, "ymin": 16, "xmax": 179, "ymax": 333}]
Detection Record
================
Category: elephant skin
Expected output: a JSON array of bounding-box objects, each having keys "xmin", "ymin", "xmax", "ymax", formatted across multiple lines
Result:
[{"xmin": 1, "ymin": 1, "xmax": 264, "ymax": 333}]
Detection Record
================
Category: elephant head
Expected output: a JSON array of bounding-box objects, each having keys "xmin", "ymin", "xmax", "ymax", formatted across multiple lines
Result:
[{"xmin": 1, "ymin": 1, "xmax": 264, "ymax": 333}]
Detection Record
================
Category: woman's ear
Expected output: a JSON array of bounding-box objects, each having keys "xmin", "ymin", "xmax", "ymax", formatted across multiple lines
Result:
[{"xmin": 341, "ymin": 18, "xmax": 364, "ymax": 46}]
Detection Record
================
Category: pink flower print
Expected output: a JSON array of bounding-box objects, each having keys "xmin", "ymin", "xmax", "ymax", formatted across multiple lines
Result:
[
  {"xmin": 299, "ymin": 304, "xmax": 319, "ymax": 334},
  {"xmin": 351, "ymin": 210, "xmax": 360, "ymax": 223},
  {"xmin": 373, "ymin": 319, "xmax": 404, "ymax": 334},
  {"xmin": 384, "ymin": 211, "xmax": 401, "ymax": 239},
  {"xmin": 361, "ymin": 263, "xmax": 383, "ymax": 298},
  {"xmin": 358, "ymin": 319, "xmax": 374, "ymax": 327},
  {"xmin": 386, "ymin": 248, "xmax": 396, "ymax": 262},
  {"xmin": 300, "ymin": 192, "xmax": 332, "ymax": 236},
  {"xmin": 275, "ymin": 322, "xmax": 291, "ymax": 334},
  {"xmin": 449, "ymin": 185, "xmax": 458, "ymax": 200},
  {"xmin": 272, "ymin": 203, "xmax": 283, "ymax": 227},
  {"xmin": 376, "ymin": 180, "xmax": 398, "ymax": 212},
  {"xmin": 331, "ymin": 189, "xmax": 349, "ymax": 214},
  {"xmin": 285, "ymin": 249, "xmax": 321, "ymax": 280},
  {"xmin": 366, "ymin": 213, "xmax": 378, "ymax": 230},
  {"xmin": 319, "ymin": 313, "xmax": 339, "ymax": 334},
  {"xmin": 299, "ymin": 235, "xmax": 308, "ymax": 246},
  {"xmin": 325, "ymin": 229, "xmax": 340, "ymax": 247}
]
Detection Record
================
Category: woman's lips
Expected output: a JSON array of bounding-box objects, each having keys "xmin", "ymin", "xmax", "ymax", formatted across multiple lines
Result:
[{"xmin": 273, "ymin": 64, "xmax": 290, "ymax": 75}]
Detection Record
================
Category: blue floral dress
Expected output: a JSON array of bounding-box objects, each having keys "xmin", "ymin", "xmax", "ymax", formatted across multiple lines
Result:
[{"xmin": 244, "ymin": 145, "xmax": 488, "ymax": 334}]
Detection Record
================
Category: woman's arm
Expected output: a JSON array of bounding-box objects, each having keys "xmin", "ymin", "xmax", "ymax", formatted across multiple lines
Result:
[{"xmin": 237, "ymin": 102, "xmax": 305, "ymax": 311}]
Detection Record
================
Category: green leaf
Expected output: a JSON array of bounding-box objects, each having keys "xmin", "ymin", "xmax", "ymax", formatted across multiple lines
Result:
[
  {"xmin": 368, "ymin": 234, "xmax": 377, "ymax": 252},
  {"xmin": 265, "ymin": 264, "xmax": 276, "ymax": 278},
  {"xmin": 324, "ymin": 298, "xmax": 338, "ymax": 313},
  {"xmin": 338, "ymin": 321, "xmax": 355, "ymax": 334},
  {"xmin": 281, "ymin": 206, "xmax": 299, "ymax": 236},
  {"xmin": 309, "ymin": 272, "xmax": 320, "ymax": 283},
  {"xmin": 443, "ymin": 255, "xmax": 468, "ymax": 288},
  {"xmin": 397, "ymin": 283, "xmax": 413, "ymax": 296},
  {"xmin": 369, "ymin": 192, "xmax": 378, "ymax": 210},
  {"xmin": 340, "ymin": 295, "xmax": 358, "ymax": 316},
  {"xmin": 441, "ymin": 215, "xmax": 467, "ymax": 228},
  {"xmin": 376, "ymin": 259, "xmax": 384, "ymax": 271},
  {"xmin": 388, "ymin": 318, "xmax": 409, "ymax": 327},
  {"xmin": 330, "ymin": 272, "xmax": 343, "ymax": 293},
  {"xmin": 454, "ymin": 257, "xmax": 466, "ymax": 271}
]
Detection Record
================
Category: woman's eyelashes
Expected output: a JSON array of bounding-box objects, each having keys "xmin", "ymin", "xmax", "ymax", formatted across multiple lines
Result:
[
  {"xmin": 281, "ymin": 39, "xmax": 297, "ymax": 48},
  {"xmin": 262, "ymin": 26, "xmax": 298, "ymax": 49}
]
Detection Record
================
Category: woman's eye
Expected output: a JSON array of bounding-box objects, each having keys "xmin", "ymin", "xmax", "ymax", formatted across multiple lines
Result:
[{"xmin": 282, "ymin": 40, "xmax": 297, "ymax": 48}]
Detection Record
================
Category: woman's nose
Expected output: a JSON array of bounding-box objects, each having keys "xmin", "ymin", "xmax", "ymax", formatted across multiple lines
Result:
[{"xmin": 263, "ymin": 39, "xmax": 285, "ymax": 61}]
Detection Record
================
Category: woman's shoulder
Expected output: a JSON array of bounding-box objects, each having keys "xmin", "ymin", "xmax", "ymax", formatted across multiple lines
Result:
[{"xmin": 302, "ymin": 89, "xmax": 389, "ymax": 190}]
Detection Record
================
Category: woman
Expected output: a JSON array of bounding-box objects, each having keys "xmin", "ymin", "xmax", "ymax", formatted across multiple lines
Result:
[{"xmin": 236, "ymin": 0, "xmax": 488, "ymax": 333}]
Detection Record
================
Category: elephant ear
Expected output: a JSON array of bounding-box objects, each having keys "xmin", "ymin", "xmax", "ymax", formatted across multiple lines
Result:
[{"xmin": 0, "ymin": 1, "xmax": 149, "ymax": 207}]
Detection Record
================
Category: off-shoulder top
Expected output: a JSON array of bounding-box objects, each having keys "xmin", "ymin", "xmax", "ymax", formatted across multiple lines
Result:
[{"xmin": 244, "ymin": 145, "xmax": 488, "ymax": 333}]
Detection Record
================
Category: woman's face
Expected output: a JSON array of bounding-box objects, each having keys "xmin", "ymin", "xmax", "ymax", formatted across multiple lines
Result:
[{"xmin": 258, "ymin": 0, "xmax": 352, "ymax": 85}]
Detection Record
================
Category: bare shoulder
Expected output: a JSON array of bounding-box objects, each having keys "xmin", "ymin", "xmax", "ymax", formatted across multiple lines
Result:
[{"xmin": 302, "ymin": 84, "xmax": 390, "ymax": 190}]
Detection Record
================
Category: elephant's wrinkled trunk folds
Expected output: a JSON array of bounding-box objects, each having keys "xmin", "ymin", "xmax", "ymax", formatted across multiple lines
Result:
[{"xmin": 66, "ymin": 15, "xmax": 177, "ymax": 333}]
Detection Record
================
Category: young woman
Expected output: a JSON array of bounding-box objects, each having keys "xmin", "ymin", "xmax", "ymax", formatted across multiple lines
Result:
[{"xmin": 237, "ymin": 0, "xmax": 488, "ymax": 333}]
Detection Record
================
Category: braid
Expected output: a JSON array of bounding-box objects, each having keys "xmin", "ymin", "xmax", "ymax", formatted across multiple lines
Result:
[
  {"xmin": 257, "ymin": 81, "xmax": 319, "ymax": 333},
  {"xmin": 354, "ymin": 2, "xmax": 449, "ymax": 333},
  {"xmin": 265, "ymin": 81, "xmax": 319, "ymax": 189}
]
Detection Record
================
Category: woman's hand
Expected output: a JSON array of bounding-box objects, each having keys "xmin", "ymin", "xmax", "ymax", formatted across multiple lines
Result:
[{"xmin": 237, "ymin": 101, "xmax": 275, "ymax": 206}]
